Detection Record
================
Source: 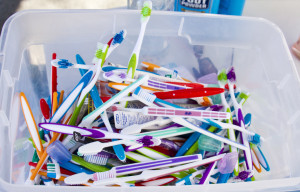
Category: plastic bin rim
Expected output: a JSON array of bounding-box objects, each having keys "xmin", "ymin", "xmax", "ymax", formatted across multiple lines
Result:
[{"xmin": 0, "ymin": 8, "xmax": 290, "ymax": 52}]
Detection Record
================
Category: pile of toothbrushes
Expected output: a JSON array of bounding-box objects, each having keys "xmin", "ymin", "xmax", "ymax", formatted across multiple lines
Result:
[{"xmin": 20, "ymin": 1, "xmax": 270, "ymax": 187}]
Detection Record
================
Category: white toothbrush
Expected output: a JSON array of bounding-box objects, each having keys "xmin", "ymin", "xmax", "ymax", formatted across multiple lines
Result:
[
  {"xmin": 51, "ymin": 59, "xmax": 93, "ymax": 69},
  {"xmin": 126, "ymin": 1, "xmax": 152, "ymax": 79}
]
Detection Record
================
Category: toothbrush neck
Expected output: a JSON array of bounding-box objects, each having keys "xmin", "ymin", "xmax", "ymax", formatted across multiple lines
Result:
[{"xmin": 133, "ymin": 23, "xmax": 146, "ymax": 54}]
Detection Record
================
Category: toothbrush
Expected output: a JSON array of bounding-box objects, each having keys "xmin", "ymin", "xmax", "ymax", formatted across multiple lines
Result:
[
  {"xmin": 153, "ymin": 87, "xmax": 224, "ymax": 99},
  {"xmin": 132, "ymin": 87, "xmax": 248, "ymax": 151},
  {"xmin": 79, "ymin": 75, "xmax": 149, "ymax": 128},
  {"xmin": 51, "ymin": 59, "xmax": 93, "ymax": 69},
  {"xmin": 113, "ymin": 105, "xmax": 230, "ymax": 120},
  {"xmin": 104, "ymin": 70, "xmax": 193, "ymax": 91},
  {"xmin": 93, "ymin": 154, "xmax": 225, "ymax": 186},
  {"xmin": 126, "ymin": 1, "xmax": 152, "ymax": 79},
  {"xmin": 39, "ymin": 123, "xmax": 161, "ymax": 144},
  {"xmin": 20, "ymin": 93, "xmax": 44, "ymax": 158},
  {"xmin": 77, "ymin": 137, "xmax": 160, "ymax": 156},
  {"xmin": 140, "ymin": 106, "xmax": 230, "ymax": 120},
  {"xmin": 76, "ymin": 54, "xmax": 126, "ymax": 162},
  {"xmin": 122, "ymin": 1, "xmax": 151, "ymax": 108},
  {"xmin": 107, "ymin": 67, "xmax": 188, "ymax": 83},
  {"xmin": 64, "ymin": 154, "xmax": 202, "ymax": 185},
  {"xmin": 108, "ymin": 82, "xmax": 160, "ymax": 92},
  {"xmin": 120, "ymin": 117, "xmax": 172, "ymax": 134},
  {"xmin": 41, "ymin": 123, "xmax": 161, "ymax": 151},
  {"xmin": 141, "ymin": 61, "xmax": 184, "ymax": 80},
  {"xmin": 106, "ymin": 30, "xmax": 127, "ymax": 58},
  {"xmin": 227, "ymin": 67, "xmax": 253, "ymax": 172},
  {"xmin": 218, "ymin": 69, "xmax": 239, "ymax": 176},
  {"xmin": 252, "ymin": 145, "xmax": 270, "ymax": 171},
  {"xmin": 76, "ymin": 44, "xmax": 108, "ymax": 107},
  {"xmin": 250, "ymin": 144, "xmax": 262, "ymax": 173}
]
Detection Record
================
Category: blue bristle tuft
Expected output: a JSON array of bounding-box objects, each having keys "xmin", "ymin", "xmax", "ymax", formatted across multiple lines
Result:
[
  {"xmin": 57, "ymin": 59, "xmax": 73, "ymax": 68},
  {"xmin": 250, "ymin": 133, "xmax": 260, "ymax": 145},
  {"xmin": 134, "ymin": 86, "xmax": 142, "ymax": 95},
  {"xmin": 112, "ymin": 30, "xmax": 124, "ymax": 45}
]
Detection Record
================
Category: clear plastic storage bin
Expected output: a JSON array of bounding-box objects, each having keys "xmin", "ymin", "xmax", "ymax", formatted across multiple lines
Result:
[{"xmin": 0, "ymin": 9, "xmax": 300, "ymax": 191}]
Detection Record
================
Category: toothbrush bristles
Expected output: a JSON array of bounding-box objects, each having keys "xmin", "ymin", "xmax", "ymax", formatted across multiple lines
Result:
[{"xmin": 227, "ymin": 67, "xmax": 236, "ymax": 82}]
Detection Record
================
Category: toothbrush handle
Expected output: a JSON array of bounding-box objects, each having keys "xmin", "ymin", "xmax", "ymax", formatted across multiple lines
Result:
[
  {"xmin": 136, "ymin": 127, "xmax": 194, "ymax": 139},
  {"xmin": 20, "ymin": 93, "xmax": 44, "ymax": 158},
  {"xmin": 199, "ymin": 148, "xmax": 224, "ymax": 185},
  {"xmin": 60, "ymin": 161, "xmax": 93, "ymax": 174},
  {"xmin": 175, "ymin": 132, "xmax": 201, "ymax": 157},
  {"xmin": 216, "ymin": 173, "xmax": 231, "ymax": 184},
  {"xmin": 254, "ymin": 146, "xmax": 270, "ymax": 171},
  {"xmin": 143, "ymin": 107, "xmax": 230, "ymax": 120},
  {"xmin": 50, "ymin": 70, "xmax": 93, "ymax": 123}
]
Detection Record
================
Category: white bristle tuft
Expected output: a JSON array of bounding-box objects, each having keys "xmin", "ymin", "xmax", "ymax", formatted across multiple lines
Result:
[
  {"xmin": 133, "ymin": 87, "xmax": 156, "ymax": 106},
  {"xmin": 84, "ymin": 154, "xmax": 109, "ymax": 165},
  {"xmin": 93, "ymin": 169, "xmax": 116, "ymax": 181}
]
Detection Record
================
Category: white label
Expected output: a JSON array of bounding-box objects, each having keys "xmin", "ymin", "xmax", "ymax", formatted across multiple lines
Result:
[{"xmin": 114, "ymin": 111, "xmax": 156, "ymax": 129}]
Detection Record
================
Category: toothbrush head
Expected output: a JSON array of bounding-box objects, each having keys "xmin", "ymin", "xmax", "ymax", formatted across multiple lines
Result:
[
  {"xmin": 217, "ymin": 69, "xmax": 228, "ymax": 86},
  {"xmin": 227, "ymin": 67, "xmax": 236, "ymax": 83},
  {"xmin": 52, "ymin": 59, "xmax": 74, "ymax": 69},
  {"xmin": 141, "ymin": 1, "xmax": 152, "ymax": 22},
  {"xmin": 137, "ymin": 135, "xmax": 161, "ymax": 147},
  {"xmin": 47, "ymin": 140, "xmax": 72, "ymax": 163},
  {"xmin": 83, "ymin": 153, "xmax": 110, "ymax": 166},
  {"xmin": 249, "ymin": 133, "xmax": 262, "ymax": 146},
  {"xmin": 93, "ymin": 43, "xmax": 105, "ymax": 64},
  {"xmin": 77, "ymin": 141, "xmax": 104, "ymax": 156},
  {"xmin": 132, "ymin": 87, "xmax": 156, "ymax": 106},
  {"xmin": 237, "ymin": 171, "xmax": 251, "ymax": 180},
  {"xmin": 124, "ymin": 136, "xmax": 161, "ymax": 152},
  {"xmin": 210, "ymin": 105, "xmax": 223, "ymax": 111},
  {"xmin": 237, "ymin": 91, "xmax": 250, "ymax": 105},
  {"xmin": 218, "ymin": 152, "xmax": 238, "ymax": 174},
  {"xmin": 112, "ymin": 30, "xmax": 127, "ymax": 46},
  {"xmin": 244, "ymin": 113, "xmax": 252, "ymax": 127}
]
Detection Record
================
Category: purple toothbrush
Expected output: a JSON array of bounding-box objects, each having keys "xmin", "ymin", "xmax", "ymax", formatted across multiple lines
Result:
[{"xmin": 64, "ymin": 154, "xmax": 202, "ymax": 185}]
